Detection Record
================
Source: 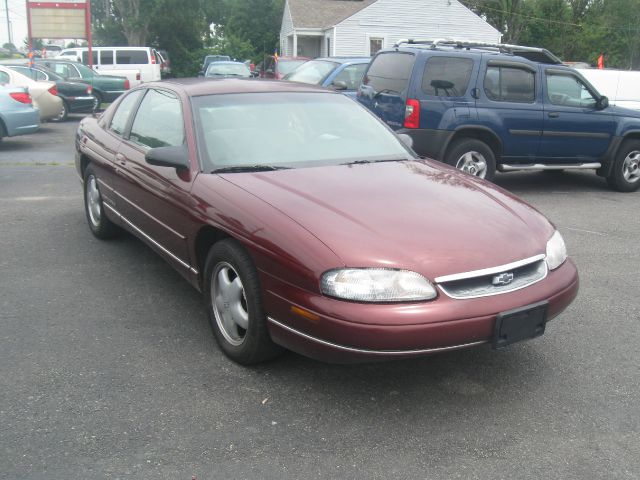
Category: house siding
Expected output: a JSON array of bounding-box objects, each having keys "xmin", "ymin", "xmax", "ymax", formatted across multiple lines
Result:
[
  {"xmin": 333, "ymin": 0, "xmax": 501, "ymax": 56},
  {"xmin": 280, "ymin": 1, "xmax": 295, "ymax": 56}
]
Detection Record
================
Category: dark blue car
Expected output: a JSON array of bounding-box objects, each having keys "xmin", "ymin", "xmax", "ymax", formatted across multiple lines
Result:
[
  {"xmin": 284, "ymin": 57, "xmax": 370, "ymax": 97},
  {"xmin": 357, "ymin": 39, "xmax": 640, "ymax": 192}
]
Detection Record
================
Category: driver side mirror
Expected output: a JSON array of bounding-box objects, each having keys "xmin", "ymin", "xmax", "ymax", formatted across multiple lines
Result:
[
  {"xmin": 597, "ymin": 95, "xmax": 609, "ymax": 110},
  {"xmin": 331, "ymin": 80, "xmax": 348, "ymax": 91},
  {"xmin": 145, "ymin": 145, "xmax": 190, "ymax": 170}
]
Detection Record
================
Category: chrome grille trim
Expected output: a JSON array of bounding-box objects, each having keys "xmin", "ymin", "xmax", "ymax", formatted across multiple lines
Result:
[
  {"xmin": 434, "ymin": 254, "xmax": 545, "ymax": 283},
  {"xmin": 436, "ymin": 255, "xmax": 548, "ymax": 300}
]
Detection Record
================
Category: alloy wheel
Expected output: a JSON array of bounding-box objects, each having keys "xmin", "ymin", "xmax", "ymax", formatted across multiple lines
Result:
[
  {"xmin": 211, "ymin": 262, "xmax": 249, "ymax": 346},
  {"xmin": 455, "ymin": 151, "xmax": 488, "ymax": 178}
]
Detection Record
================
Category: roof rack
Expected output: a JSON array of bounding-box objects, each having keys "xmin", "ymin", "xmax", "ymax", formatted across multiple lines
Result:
[{"xmin": 393, "ymin": 38, "xmax": 562, "ymax": 65}]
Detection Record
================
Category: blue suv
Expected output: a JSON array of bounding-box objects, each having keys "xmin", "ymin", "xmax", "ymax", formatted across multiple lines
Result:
[{"xmin": 357, "ymin": 39, "xmax": 640, "ymax": 192}]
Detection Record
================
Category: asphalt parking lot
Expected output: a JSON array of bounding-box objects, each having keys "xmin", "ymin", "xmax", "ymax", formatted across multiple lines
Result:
[{"xmin": 1, "ymin": 118, "xmax": 638, "ymax": 479}]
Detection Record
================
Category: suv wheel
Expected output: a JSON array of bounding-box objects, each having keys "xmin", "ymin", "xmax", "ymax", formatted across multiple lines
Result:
[
  {"xmin": 607, "ymin": 140, "xmax": 640, "ymax": 192},
  {"xmin": 445, "ymin": 138, "xmax": 496, "ymax": 181}
]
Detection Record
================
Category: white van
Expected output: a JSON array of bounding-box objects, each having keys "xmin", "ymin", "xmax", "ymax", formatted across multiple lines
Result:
[
  {"xmin": 577, "ymin": 68, "xmax": 640, "ymax": 110},
  {"xmin": 58, "ymin": 47, "xmax": 162, "ymax": 86}
]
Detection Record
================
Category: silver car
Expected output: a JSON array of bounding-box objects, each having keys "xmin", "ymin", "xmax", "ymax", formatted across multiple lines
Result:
[{"xmin": 0, "ymin": 82, "xmax": 40, "ymax": 141}]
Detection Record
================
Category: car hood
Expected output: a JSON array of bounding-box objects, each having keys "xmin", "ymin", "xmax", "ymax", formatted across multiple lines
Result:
[
  {"xmin": 219, "ymin": 160, "xmax": 555, "ymax": 279},
  {"xmin": 606, "ymin": 104, "xmax": 640, "ymax": 118}
]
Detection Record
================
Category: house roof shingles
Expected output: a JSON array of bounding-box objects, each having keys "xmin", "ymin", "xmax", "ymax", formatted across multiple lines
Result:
[{"xmin": 288, "ymin": 0, "xmax": 378, "ymax": 29}]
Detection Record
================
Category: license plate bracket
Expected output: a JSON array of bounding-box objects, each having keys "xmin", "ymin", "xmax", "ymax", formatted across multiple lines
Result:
[{"xmin": 492, "ymin": 301, "xmax": 548, "ymax": 349}]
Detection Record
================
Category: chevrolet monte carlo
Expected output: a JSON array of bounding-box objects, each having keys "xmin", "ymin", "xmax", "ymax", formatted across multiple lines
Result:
[{"xmin": 75, "ymin": 79, "xmax": 579, "ymax": 364}]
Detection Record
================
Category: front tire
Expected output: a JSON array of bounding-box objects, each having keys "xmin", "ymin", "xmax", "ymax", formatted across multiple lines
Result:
[
  {"xmin": 607, "ymin": 140, "xmax": 640, "ymax": 192},
  {"xmin": 204, "ymin": 239, "xmax": 282, "ymax": 365},
  {"xmin": 83, "ymin": 165, "xmax": 120, "ymax": 239},
  {"xmin": 445, "ymin": 138, "xmax": 497, "ymax": 181}
]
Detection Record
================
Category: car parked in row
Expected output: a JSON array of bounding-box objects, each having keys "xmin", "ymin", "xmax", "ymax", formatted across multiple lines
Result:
[
  {"xmin": 0, "ymin": 84, "xmax": 39, "ymax": 141},
  {"xmin": 357, "ymin": 39, "xmax": 640, "ymax": 192},
  {"xmin": 577, "ymin": 67, "xmax": 640, "ymax": 111},
  {"xmin": 204, "ymin": 61, "xmax": 252, "ymax": 79},
  {"xmin": 5, "ymin": 64, "xmax": 95, "ymax": 121},
  {"xmin": 284, "ymin": 57, "xmax": 370, "ymax": 96},
  {"xmin": 0, "ymin": 65, "xmax": 62, "ymax": 121},
  {"xmin": 58, "ymin": 46, "xmax": 162, "ymax": 85},
  {"xmin": 36, "ymin": 59, "xmax": 129, "ymax": 110},
  {"xmin": 75, "ymin": 78, "xmax": 578, "ymax": 365},
  {"xmin": 260, "ymin": 55, "xmax": 309, "ymax": 80}
]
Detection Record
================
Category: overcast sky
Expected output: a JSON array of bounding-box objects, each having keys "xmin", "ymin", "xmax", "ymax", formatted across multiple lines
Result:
[{"xmin": 2, "ymin": 0, "xmax": 29, "ymax": 47}]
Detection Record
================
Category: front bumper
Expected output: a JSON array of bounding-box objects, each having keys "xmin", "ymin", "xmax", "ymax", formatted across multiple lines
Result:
[{"xmin": 262, "ymin": 259, "xmax": 579, "ymax": 363}]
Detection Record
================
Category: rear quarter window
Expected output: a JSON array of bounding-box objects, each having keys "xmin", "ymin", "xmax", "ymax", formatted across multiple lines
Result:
[
  {"xmin": 364, "ymin": 52, "xmax": 415, "ymax": 94},
  {"xmin": 421, "ymin": 57, "xmax": 474, "ymax": 97},
  {"xmin": 116, "ymin": 50, "xmax": 149, "ymax": 65}
]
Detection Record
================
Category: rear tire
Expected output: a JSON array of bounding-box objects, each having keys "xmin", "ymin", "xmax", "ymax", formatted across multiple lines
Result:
[
  {"xmin": 204, "ymin": 239, "xmax": 283, "ymax": 365},
  {"xmin": 83, "ymin": 164, "xmax": 120, "ymax": 239},
  {"xmin": 54, "ymin": 100, "xmax": 68, "ymax": 122},
  {"xmin": 607, "ymin": 140, "xmax": 640, "ymax": 192},
  {"xmin": 445, "ymin": 138, "xmax": 496, "ymax": 181},
  {"xmin": 92, "ymin": 92, "xmax": 103, "ymax": 112}
]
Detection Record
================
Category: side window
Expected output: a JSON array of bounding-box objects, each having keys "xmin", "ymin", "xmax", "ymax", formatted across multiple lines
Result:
[
  {"xmin": 116, "ymin": 50, "xmax": 149, "ymax": 65},
  {"xmin": 100, "ymin": 50, "xmax": 114, "ymax": 65},
  {"xmin": 546, "ymin": 73, "xmax": 597, "ymax": 108},
  {"xmin": 129, "ymin": 89, "xmax": 185, "ymax": 148},
  {"xmin": 13, "ymin": 67, "xmax": 36, "ymax": 80},
  {"xmin": 109, "ymin": 90, "xmax": 144, "ymax": 136},
  {"xmin": 422, "ymin": 56, "xmax": 474, "ymax": 97},
  {"xmin": 51, "ymin": 63, "xmax": 70, "ymax": 78},
  {"xmin": 333, "ymin": 63, "xmax": 368, "ymax": 90},
  {"xmin": 364, "ymin": 52, "xmax": 415, "ymax": 94},
  {"xmin": 81, "ymin": 51, "xmax": 98, "ymax": 65},
  {"xmin": 484, "ymin": 66, "xmax": 535, "ymax": 103},
  {"xmin": 0, "ymin": 71, "xmax": 9, "ymax": 83},
  {"xmin": 35, "ymin": 70, "xmax": 48, "ymax": 81}
]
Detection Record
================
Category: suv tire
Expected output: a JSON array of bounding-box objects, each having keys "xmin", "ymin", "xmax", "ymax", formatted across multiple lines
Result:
[
  {"xmin": 607, "ymin": 140, "xmax": 640, "ymax": 192},
  {"xmin": 445, "ymin": 138, "xmax": 496, "ymax": 181}
]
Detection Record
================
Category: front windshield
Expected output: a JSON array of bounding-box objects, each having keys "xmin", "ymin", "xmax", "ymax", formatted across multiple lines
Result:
[
  {"xmin": 206, "ymin": 63, "xmax": 250, "ymax": 77},
  {"xmin": 278, "ymin": 60, "xmax": 306, "ymax": 75},
  {"xmin": 192, "ymin": 92, "xmax": 414, "ymax": 171},
  {"xmin": 284, "ymin": 60, "xmax": 338, "ymax": 85}
]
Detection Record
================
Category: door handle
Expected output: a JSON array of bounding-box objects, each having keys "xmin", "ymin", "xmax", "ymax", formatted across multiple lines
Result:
[
  {"xmin": 115, "ymin": 153, "xmax": 127, "ymax": 166},
  {"xmin": 548, "ymin": 112, "xmax": 560, "ymax": 118}
]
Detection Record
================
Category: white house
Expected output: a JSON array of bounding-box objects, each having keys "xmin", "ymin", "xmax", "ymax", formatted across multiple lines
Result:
[{"xmin": 280, "ymin": 0, "xmax": 501, "ymax": 58}]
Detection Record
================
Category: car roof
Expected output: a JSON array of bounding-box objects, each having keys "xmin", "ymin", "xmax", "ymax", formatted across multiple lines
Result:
[
  {"xmin": 393, "ymin": 45, "xmax": 561, "ymax": 65},
  {"xmin": 310, "ymin": 57, "xmax": 370, "ymax": 64},
  {"xmin": 148, "ymin": 78, "xmax": 334, "ymax": 96}
]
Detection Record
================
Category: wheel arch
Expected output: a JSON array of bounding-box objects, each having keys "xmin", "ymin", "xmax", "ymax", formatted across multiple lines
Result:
[
  {"xmin": 444, "ymin": 127, "xmax": 503, "ymax": 161},
  {"xmin": 194, "ymin": 225, "xmax": 231, "ymax": 289}
]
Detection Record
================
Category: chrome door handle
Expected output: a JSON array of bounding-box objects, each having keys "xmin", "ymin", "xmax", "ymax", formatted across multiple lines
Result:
[
  {"xmin": 548, "ymin": 112, "xmax": 560, "ymax": 118},
  {"xmin": 115, "ymin": 153, "xmax": 127, "ymax": 166}
]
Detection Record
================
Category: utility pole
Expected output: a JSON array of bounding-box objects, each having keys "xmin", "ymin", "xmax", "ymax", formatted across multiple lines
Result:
[{"xmin": 4, "ymin": 0, "xmax": 11, "ymax": 45}]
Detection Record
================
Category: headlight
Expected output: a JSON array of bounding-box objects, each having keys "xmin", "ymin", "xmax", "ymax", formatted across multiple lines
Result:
[
  {"xmin": 546, "ymin": 230, "xmax": 567, "ymax": 270},
  {"xmin": 320, "ymin": 268, "xmax": 437, "ymax": 302}
]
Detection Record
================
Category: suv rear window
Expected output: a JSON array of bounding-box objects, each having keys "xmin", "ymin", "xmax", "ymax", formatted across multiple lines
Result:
[
  {"xmin": 364, "ymin": 52, "xmax": 415, "ymax": 94},
  {"xmin": 422, "ymin": 57, "xmax": 474, "ymax": 97},
  {"xmin": 484, "ymin": 66, "xmax": 535, "ymax": 103}
]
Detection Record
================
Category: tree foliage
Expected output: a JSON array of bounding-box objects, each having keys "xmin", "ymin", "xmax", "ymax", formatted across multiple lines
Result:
[{"xmin": 462, "ymin": 0, "xmax": 640, "ymax": 69}]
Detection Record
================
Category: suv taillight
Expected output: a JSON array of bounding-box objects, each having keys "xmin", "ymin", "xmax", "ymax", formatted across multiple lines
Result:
[
  {"xmin": 124, "ymin": 78, "xmax": 130, "ymax": 90},
  {"xmin": 48, "ymin": 85, "xmax": 58, "ymax": 96},
  {"xmin": 10, "ymin": 92, "xmax": 32, "ymax": 104},
  {"xmin": 404, "ymin": 99, "xmax": 420, "ymax": 129}
]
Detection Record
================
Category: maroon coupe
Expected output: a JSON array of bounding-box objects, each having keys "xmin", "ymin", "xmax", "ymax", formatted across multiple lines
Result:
[{"xmin": 75, "ymin": 78, "xmax": 579, "ymax": 364}]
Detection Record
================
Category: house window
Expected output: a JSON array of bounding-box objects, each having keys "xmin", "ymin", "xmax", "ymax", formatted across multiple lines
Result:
[{"xmin": 369, "ymin": 37, "xmax": 383, "ymax": 56}]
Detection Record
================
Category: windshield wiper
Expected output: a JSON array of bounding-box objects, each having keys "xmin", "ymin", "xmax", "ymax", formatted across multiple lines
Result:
[
  {"xmin": 212, "ymin": 165, "xmax": 291, "ymax": 173},
  {"xmin": 341, "ymin": 158, "xmax": 407, "ymax": 166}
]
